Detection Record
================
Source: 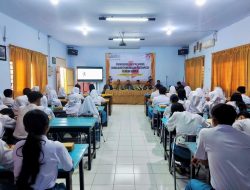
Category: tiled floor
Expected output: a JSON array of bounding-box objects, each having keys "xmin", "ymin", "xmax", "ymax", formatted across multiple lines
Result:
[{"xmin": 64, "ymin": 105, "xmax": 186, "ymax": 190}]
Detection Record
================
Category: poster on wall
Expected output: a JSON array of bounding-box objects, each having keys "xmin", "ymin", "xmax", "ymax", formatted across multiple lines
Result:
[{"xmin": 106, "ymin": 53, "xmax": 155, "ymax": 82}]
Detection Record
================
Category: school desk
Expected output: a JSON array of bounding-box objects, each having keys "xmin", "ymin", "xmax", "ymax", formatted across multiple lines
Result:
[
  {"xmin": 49, "ymin": 117, "xmax": 97, "ymax": 170},
  {"xmin": 0, "ymin": 144, "xmax": 89, "ymax": 190}
]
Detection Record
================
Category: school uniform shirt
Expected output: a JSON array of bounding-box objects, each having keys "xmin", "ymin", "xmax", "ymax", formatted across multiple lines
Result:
[
  {"xmin": 233, "ymin": 119, "xmax": 250, "ymax": 135},
  {"xmin": 153, "ymin": 95, "xmax": 170, "ymax": 106},
  {"xmin": 150, "ymin": 90, "xmax": 159, "ymax": 100},
  {"xmin": 0, "ymin": 139, "xmax": 13, "ymax": 170},
  {"xmin": 3, "ymin": 97, "xmax": 14, "ymax": 107},
  {"xmin": 167, "ymin": 111, "xmax": 208, "ymax": 144},
  {"xmin": 241, "ymin": 94, "xmax": 250, "ymax": 104},
  {"xmin": 195, "ymin": 125, "xmax": 250, "ymax": 190},
  {"xmin": 0, "ymin": 114, "xmax": 16, "ymax": 138},
  {"xmin": 13, "ymin": 104, "xmax": 42, "ymax": 139},
  {"xmin": 13, "ymin": 135, "xmax": 73, "ymax": 190},
  {"xmin": 226, "ymin": 101, "xmax": 240, "ymax": 113}
]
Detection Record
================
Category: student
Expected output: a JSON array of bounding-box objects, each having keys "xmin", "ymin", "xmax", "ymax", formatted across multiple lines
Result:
[
  {"xmin": 176, "ymin": 81, "xmax": 184, "ymax": 91},
  {"xmin": 187, "ymin": 89, "xmax": 206, "ymax": 114},
  {"xmin": 177, "ymin": 88, "xmax": 189, "ymax": 109},
  {"xmin": 58, "ymin": 87, "xmax": 67, "ymax": 98},
  {"xmin": 124, "ymin": 80, "xmax": 134, "ymax": 90},
  {"xmin": 155, "ymin": 80, "xmax": 161, "ymax": 86},
  {"xmin": 0, "ymin": 96, "xmax": 8, "ymax": 111},
  {"xmin": 69, "ymin": 87, "xmax": 84, "ymax": 101},
  {"xmin": 89, "ymin": 84, "xmax": 106, "ymax": 105},
  {"xmin": 3, "ymin": 89, "xmax": 14, "ymax": 107},
  {"xmin": 167, "ymin": 86, "xmax": 177, "ymax": 97},
  {"xmin": 79, "ymin": 96, "xmax": 99, "ymax": 118},
  {"xmin": 167, "ymin": 103, "xmax": 208, "ymax": 171},
  {"xmin": 150, "ymin": 84, "xmax": 161, "ymax": 100},
  {"xmin": 40, "ymin": 96, "xmax": 55, "ymax": 119},
  {"xmin": 63, "ymin": 93, "xmax": 81, "ymax": 116},
  {"xmin": 13, "ymin": 109, "xmax": 73, "ymax": 190},
  {"xmin": 133, "ymin": 80, "xmax": 143, "ymax": 90},
  {"xmin": 13, "ymin": 88, "xmax": 32, "ymax": 115},
  {"xmin": 185, "ymin": 104, "xmax": 250, "ymax": 190},
  {"xmin": 227, "ymin": 92, "xmax": 247, "ymax": 113},
  {"xmin": 237, "ymin": 86, "xmax": 250, "ymax": 104},
  {"xmin": 0, "ymin": 139, "xmax": 13, "ymax": 170},
  {"xmin": 0, "ymin": 112, "xmax": 16, "ymax": 138},
  {"xmin": 13, "ymin": 91, "xmax": 43, "ymax": 141},
  {"xmin": 184, "ymin": 86, "xmax": 192, "ymax": 98},
  {"xmin": 152, "ymin": 86, "xmax": 170, "ymax": 107},
  {"xmin": 47, "ymin": 89, "xmax": 62, "ymax": 107},
  {"xmin": 163, "ymin": 94, "xmax": 180, "ymax": 118},
  {"xmin": 232, "ymin": 111, "xmax": 250, "ymax": 135}
]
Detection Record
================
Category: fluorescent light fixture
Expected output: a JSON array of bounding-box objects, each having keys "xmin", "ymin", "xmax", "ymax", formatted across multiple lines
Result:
[
  {"xmin": 166, "ymin": 29, "xmax": 172, "ymax": 36},
  {"xmin": 50, "ymin": 0, "xmax": 59, "ymax": 5},
  {"xmin": 99, "ymin": 16, "xmax": 155, "ymax": 22},
  {"xmin": 196, "ymin": 0, "xmax": 206, "ymax": 6},
  {"xmin": 109, "ymin": 38, "xmax": 145, "ymax": 42},
  {"xmin": 81, "ymin": 28, "xmax": 88, "ymax": 36}
]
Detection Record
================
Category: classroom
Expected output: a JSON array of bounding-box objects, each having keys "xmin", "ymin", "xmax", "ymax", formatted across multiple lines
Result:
[{"xmin": 0, "ymin": 1, "xmax": 250, "ymax": 190}]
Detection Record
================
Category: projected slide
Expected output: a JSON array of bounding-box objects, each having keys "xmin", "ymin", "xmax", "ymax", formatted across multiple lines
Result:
[{"xmin": 77, "ymin": 67, "xmax": 103, "ymax": 81}]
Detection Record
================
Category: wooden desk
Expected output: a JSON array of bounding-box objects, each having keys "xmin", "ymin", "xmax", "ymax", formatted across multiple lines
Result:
[
  {"xmin": 49, "ymin": 117, "xmax": 97, "ymax": 170},
  {"xmin": 102, "ymin": 94, "xmax": 113, "ymax": 116},
  {"xmin": 0, "ymin": 144, "xmax": 89, "ymax": 190}
]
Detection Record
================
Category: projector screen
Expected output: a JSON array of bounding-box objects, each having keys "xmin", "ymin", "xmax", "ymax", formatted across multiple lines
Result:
[{"xmin": 77, "ymin": 67, "xmax": 103, "ymax": 81}]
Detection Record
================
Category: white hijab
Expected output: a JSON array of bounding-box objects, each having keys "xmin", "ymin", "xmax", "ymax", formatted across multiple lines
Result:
[
  {"xmin": 32, "ymin": 86, "xmax": 40, "ymax": 92},
  {"xmin": 90, "ymin": 90, "xmax": 103, "ymax": 105},
  {"xmin": 0, "ymin": 96, "xmax": 8, "ymax": 111},
  {"xmin": 214, "ymin": 87, "xmax": 226, "ymax": 103},
  {"xmin": 169, "ymin": 86, "xmax": 177, "ymax": 94},
  {"xmin": 64, "ymin": 93, "xmax": 81, "ymax": 115},
  {"xmin": 71, "ymin": 87, "xmax": 80, "ymax": 94},
  {"xmin": 78, "ymin": 96, "xmax": 99, "ymax": 118},
  {"xmin": 40, "ymin": 96, "xmax": 55, "ymax": 119},
  {"xmin": 45, "ymin": 85, "xmax": 51, "ymax": 94},
  {"xmin": 58, "ymin": 87, "xmax": 66, "ymax": 98},
  {"xmin": 184, "ymin": 86, "xmax": 192, "ymax": 97},
  {"xmin": 47, "ymin": 89, "xmax": 62, "ymax": 107},
  {"xmin": 187, "ymin": 92, "xmax": 204, "ymax": 113}
]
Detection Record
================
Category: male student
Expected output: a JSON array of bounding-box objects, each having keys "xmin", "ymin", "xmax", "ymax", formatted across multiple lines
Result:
[
  {"xmin": 3, "ymin": 89, "xmax": 14, "ymax": 107},
  {"xmin": 13, "ymin": 88, "xmax": 32, "ymax": 115},
  {"xmin": 13, "ymin": 91, "xmax": 43, "ymax": 141},
  {"xmin": 150, "ymin": 84, "xmax": 162, "ymax": 100},
  {"xmin": 237, "ymin": 86, "xmax": 250, "ymax": 104},
  {"xmin": 185, "ymin": 104, "xmax": 250, "ymax": 190},
  {"xmin": 152, "ymin": 86, "xmax": 170, "ymax": 106}
]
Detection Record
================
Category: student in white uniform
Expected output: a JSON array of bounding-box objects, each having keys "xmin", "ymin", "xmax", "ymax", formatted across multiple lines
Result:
[
  {"xmin": 184, "ymin": 86, "xmax": 192, "ymax": 99},
  {"xmin": 167, "ymin": 103, "xmax": 208, "ymax": 169},
  {"xmin": 163, "ymin": 94, "xmax": 179, "ymax": 118},
  {"xmin": 13, "ymin": 91, "xmax": 43, "ymax": 141},
  {"xmin": 89, "ymin": 84, "xmax": 106, "ymax": 106},
  {"xmin": 177, "ymin": 88, "xmax": 189, "ymax": 109},
  {"xmin": 0, "ymin": 96, "xmax": 8, "ymax": 111},
  {"xmin": 237, "ymin": 86, "xmax": 250, "ymax": 104},
  {"xmin": 233, "ymin": 111, "xmax": 250, "ymax": 135},
  {"xmin": 58, "ymin": 87, "xmax": 67, "ymax": 98},
  {"xmin": 3, "ymin": 89, "xmax": 14, "ymax": 107},
  {"xmin": 13, "ymin": 109, "xmax": 73, "ymax": 190},
  {"xmin": 227, "ymin": 92, "xmax": 246, "ymax": 113},
  {"xmin": 0, "ymin": 113, "xmax": 16, "ymax": 138},
  {"xmin": 40, "ymin": 96, "xmax": 55, "ymax": 119},
  {"xmin": 152, "ymin": 86, "xmax": 170, "ymax": 107},
  {"xmin": 79, "ymin": 96, "xmax": 100, "ymax": 119},
  {"xmin": 13, "ymin": 88, "xmax": 32, "ymax": 115},
  {"xmin": 46, "ymin": 89, "xmax": 62, "ymax": 107},
  {"xmin": 167, "ymin": 86, "xmax": 177, "ymax": 97},
  {"xmin": 186, "ymin": 104, "xmax": 250, "ymax": 190},
  {"xmin": 150, "ymin": 84, "xmax": 161, "ymax": 100},
  {"xmin": 0, "ymin": 139, "xmax": 13, "ymax": 170},
  {"xmin": 63, "ymin": 93, "xmax": 81, "ymax": 116}
]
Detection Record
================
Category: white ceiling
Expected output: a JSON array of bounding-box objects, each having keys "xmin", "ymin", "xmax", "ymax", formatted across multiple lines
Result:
[{"xmin": 0, "ymin": 0, "xmax": 250, "ymax": 47}]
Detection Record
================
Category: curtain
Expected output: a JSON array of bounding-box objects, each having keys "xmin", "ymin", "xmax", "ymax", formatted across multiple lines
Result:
[
  {"xmin": 105, "ymin": 53, "xmax": 110, "ymax": 83},
  {"xmin": 10, "ymin": 45, "xmax": 47, "ymax": 97},
  {"xmin": 151, "ymin": 53, "xmax": 156, "ymax": 84},
  {"xmin": 31, "ymin": 52, "xmax": 48, "ymax": 93},
  {"xmin": 185, "ymin": 56, "xmax": 204, "ymax": 90},
  {"xmin": 10, "ymin": 46, "xmax": 32, "ymax": 97},
  {"xmin": 212, "ymin": 44, "xmax": 250, "ymax": 97}
]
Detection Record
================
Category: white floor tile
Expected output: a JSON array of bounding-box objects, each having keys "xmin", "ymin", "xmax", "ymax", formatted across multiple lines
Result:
[
  {"xmin": 116, "ymin": 164, "xmax": 134, "ymax": 174},
  {"xmin": 114, "ymin": 174, "xmax": 135, "ymax": 185},
  {"xmin": 92, "ymin": 174, "xmax": 115, "ymax": 185},
  {"xmin": 134, "ymin": 174, "xmax": 156, "ymax": 185}
]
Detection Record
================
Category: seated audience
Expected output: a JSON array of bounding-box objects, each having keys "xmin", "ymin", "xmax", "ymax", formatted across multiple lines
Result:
[
  {"xmin": 163, "ymin": 94, "xmax": 179, "ymax": 118},
  {"xmin": 32, "ymin": 86, "xmax": 51, "ymax": 108},
  {"xmin": 0, "ymin": 112, "xmax": 16, "ymax": 138},
  {"xmin": 46, "ymin": 88, "xmax": 62, "ymax": 107},
  {"xmin": 124, "ymin": 80, "xmax": 134, "ymax": 90},
  {"xmin": 75, "ymin": 83, "xmax": 81, "ymax": 91},
  {"xmin": 89, "ymin": 84, "xmax": 106, "ymax": 105},
  {"xmin": 3, "ymin": 89, "xmax": 14, "ymax": 107},
  {"xmin": 64, "ymin": 91, "xmax": 82, "ymax": 116},
  {"xmin": 177, "ymin": 88, "xmax": 189, "ymax": 109},
  {"xmin": 13, "ymin": 91, "xmax": 43, "ymax": 141},
  {"xmin": 143, "ymin": 80, "xmax": 153, "ymax": 90},
  {"xmin": 69, "ymin": 87, "xmax": 84, "ymax": 101},
  {"xmin": 13, "ymin": 109, "xmax": 73, "ymax": 190},
  {"xmin": 58, "ymin": 87, "xmax": 67, "ymax": 98},
  {"xmin": 167, "ymin": 103, "xmax": 208, "ymax": 171},
  {"xmin": 233, "ymin": 111, "xmax": 250, "ymax": 135},
  {"xmin": 0, "ymin": 96, "xmax": 8, "ymax": 111},
  {"xmin": 186, "ymin": 91, "xmax": 204, "ymax": 114},
  {"xmin": 152, "ymin": 86, "xmax": 170, "ymax": 107},
  {"xmin": 227, "ymin": 92, "xmax": 247, "ymax": 113},
  {"xmin": 237, "ymin": 86, "xmax": 250, "ymax": 104},
  {"xmin": 185, "ymin": 104, "xmax": 250, "ymax": 190},
  {"xmin": 150, "ymin": 84, "xmax": 161, "ymax": 100},
  {"xmin": 155, "ymin": 80, "xmax": 161, "ymax": 86},
  {"xmin": 0, "ymin": 139, "xmax": 13, "ymax": 170},
  {"xmin": 114, "ymin": 79, "xmax": 123, "ymax": 90},
  {"xmin": 13, "ymin": 88, "xmax": 31, "ymax": 115},
  {"xmin": 167, "ymin": 86, "xmax": 177, "ymax": 97},
  {"xmin": 133, "ymin": 80, "xmax": 143, "ymax": 90},
  {"xmin": 40, "ymin": 95, "xmax": 55, "ymax": 119},
  {"xmin": 184, "ymin": 86, "xmax": 192, "ymax": 98},
  {"xmin": 176, "ymin": 81, "xmax": 184, "ymax": 91}
]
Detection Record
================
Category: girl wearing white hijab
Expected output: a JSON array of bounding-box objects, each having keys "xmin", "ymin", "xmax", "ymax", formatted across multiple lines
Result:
[
  {"xmin": 47, "ymin": 89, "xmax": 62, "ymax": 107},
  {"xmin": 0, "ymin": 96, "xmax": 8, "ymax": 111},
  {"xmin": 78, "ymin": 96, "xmax": 99, "ymax": 119},
  {"xmin": 40, "ymin": 96, "xmax": 55, "ymax": 119},
  {"xmin": 187, "ymin": 91, "xmax": 204, "ymax": 113},
  {"xmin": 184, "ymin": 86, "xmax": 192, "ymax": 98},
  {"xmin": 70, "ymin": 87, "xmax": 84, "ymax": 100},
  {"xmin": 64, "ymin": 92, "xmax": 82, "ymax": 116},
  {"xmin": 167, "ymin": 86, "xmax": 177, "ymax": 97},
  {"xmin": 58, "ymin": 87, "xmax": 67, "ymax": 98}
]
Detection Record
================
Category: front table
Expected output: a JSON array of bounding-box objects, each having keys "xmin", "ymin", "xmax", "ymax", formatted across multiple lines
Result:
[{"xmin": 49, "ymin": 117, "xmax": 97, "ymax": 170}]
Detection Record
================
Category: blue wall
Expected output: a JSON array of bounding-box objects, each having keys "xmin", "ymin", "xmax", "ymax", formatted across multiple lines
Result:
[
  {"xmin": 0, "ymin": 12, "xmax": 68, "ymax": 94},
  {"xmin": 69, "ymin": 47, "xmax": 185, "ymax": 89},
  {"xmin": 187, "ymin": 15, "xmax": 250, "ymax": 90}
]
